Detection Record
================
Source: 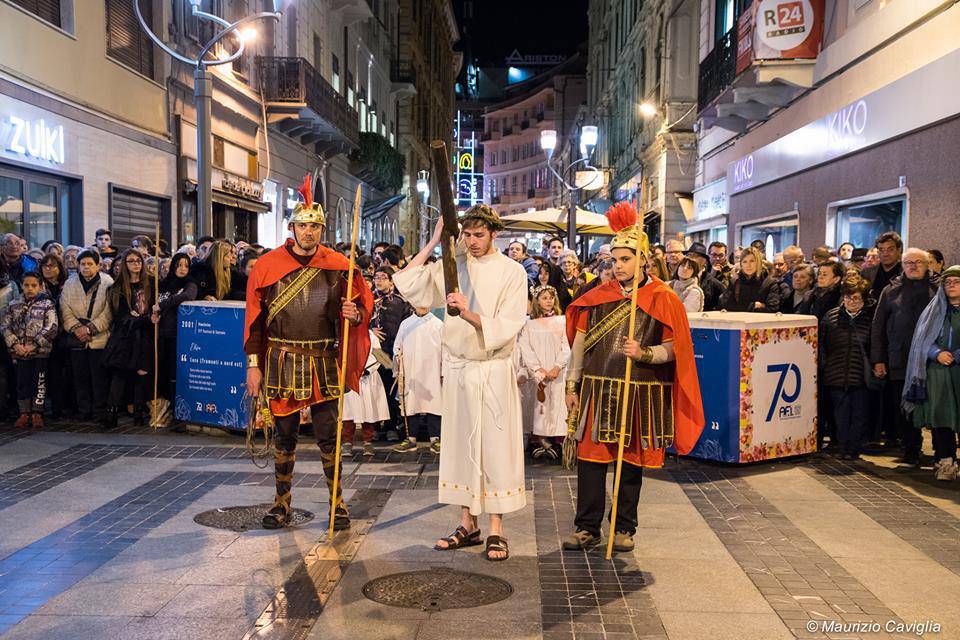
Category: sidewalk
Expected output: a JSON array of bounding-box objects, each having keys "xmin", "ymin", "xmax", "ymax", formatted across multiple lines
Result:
[{"xmin": 0, "ymin": 424, "xmax": 956, "ymax": 639}]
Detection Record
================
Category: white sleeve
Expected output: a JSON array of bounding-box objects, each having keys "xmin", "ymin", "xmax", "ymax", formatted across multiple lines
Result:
[
  {"xmin": 393, "ymin": 261, "xmax": 445, "ymax": 310},
  {"xmin": 479, "ymin": 264, "xmax": 528, "ymax": 352}
]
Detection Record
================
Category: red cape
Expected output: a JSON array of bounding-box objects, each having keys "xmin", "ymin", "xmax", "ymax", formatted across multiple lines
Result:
[
  {"xmin": 244, "ymin": 240, "xmax": 372, "ymax": 394},
  {"xmin": 565, "ymin": 277, "xmax": 705, "ymax": 455}
]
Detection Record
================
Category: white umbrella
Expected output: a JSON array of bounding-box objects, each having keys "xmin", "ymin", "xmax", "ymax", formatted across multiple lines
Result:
[{"xmin": 499, "ymin": 207, "xmax": 613, "ymax": 236}]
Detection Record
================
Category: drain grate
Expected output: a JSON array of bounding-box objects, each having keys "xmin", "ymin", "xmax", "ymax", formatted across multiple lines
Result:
[
  {"xmin": 194, "ymin": 504, "xmax": 314, "ymax": 532},
  {"xmin": 362, "ymin": 568, "xmax": 513, "ymax": 611}
]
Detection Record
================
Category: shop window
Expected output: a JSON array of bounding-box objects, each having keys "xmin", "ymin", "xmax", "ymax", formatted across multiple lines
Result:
[
  {"xmin": 28, "ymin": 183, "xmax": 57, "ymax": 247},
  {"xmin": 0, "ymin": 176, "xmax": 24, "ymax": 237},
  {"xmin": 106, "ymin": 0, "xmax": 155, "ymax": 79},
  {"xmin": 832, "ymin": 196, "xmax": 905, "ymax": 250},
  {"xmin": 740, "ymin": 215, "xmax": 798, "ymax": 261},
  {"xmin": 9, "ymin": 0, "xmax": 61, "ymax": 28},
  {"xmin": 0, "ymin": 168, "xmax": 72, "ymax": 246}
]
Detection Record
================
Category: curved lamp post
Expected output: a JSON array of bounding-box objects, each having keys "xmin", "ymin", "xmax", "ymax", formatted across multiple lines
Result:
[
  {"xmin": 133, "ymin": 0, "xmax": 282, "ymax": 239},
  {"xmin": 540, "ymin": 125, "xmax": 602, "ymax": 252}
]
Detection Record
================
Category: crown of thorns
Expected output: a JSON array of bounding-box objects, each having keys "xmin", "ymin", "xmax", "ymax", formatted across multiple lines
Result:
[{"xmin": 460, "ymin": 204, "xmax": 504, "ymax": 231}]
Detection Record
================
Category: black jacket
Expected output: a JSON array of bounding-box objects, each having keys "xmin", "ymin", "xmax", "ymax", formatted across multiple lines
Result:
[
  {"xmin": 157, "ymin": 280, "xmax": 198, "ymax": 340},
  {"xmin": 861, "ymin": 262, "xmax": 903, "ymax": 303},
  {"xmin": 372, "ymin": 291, "xmax": 412, "ymax": 355},
  {"xmin": 189, "ymin": 263, "xmax": 245, "ymax": 301},
  {"xmin": 104, "ymin": 285, "xmax": 153, "ymax": 372},
  {"xmin": 797, "ymin": 283, "xmax": 842, "ymax": 320},
  {"xmin": 699, "ymin": 270, "xmax": 725, "ymax": 311},
  {"xmin": 870, "ymin": 275, "xmax": 938, "ymax": 380},
  {"xmin": 719, "ymin": 273, "xmax": 781, "ymax": 312},
  {"xmin": 820, "ymin": 303, "xmax": 875, "ymax": 389}
]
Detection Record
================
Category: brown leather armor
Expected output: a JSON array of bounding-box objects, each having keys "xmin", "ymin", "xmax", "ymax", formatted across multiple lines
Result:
[
  {"xmin": 263, "ymin": 268, "xmax": 343, "ymax": 401},
  {"xmin": 579, "ymin": 298, "xmax": 675, "ymax": 449}
]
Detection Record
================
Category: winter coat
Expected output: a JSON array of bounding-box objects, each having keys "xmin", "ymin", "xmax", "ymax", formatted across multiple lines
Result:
[
  {"xmin": 671, "ymin": 277, "xmax": 704, "ymax": 312},
  {"xmin": 372, "ymin": 291, "xmax": 413, "ymax": 355},
  {"xmin": 189, "ymin": 262, "xmax": 245, "ymax": 301},
  {"xmin": 870, "ymin": 275, "xmax": 938, "ymax": 380},
  {"xmin": 60, "ymin": 273, "xmax": 114, "ymax": 350},
  {"xmin": 104, "ymin": 284, "xmax": 153, "ymax": 372},
  {"xmin": 819, "ymin": 303, "xmax": 875, "ymax": 389},
  {"xmin": 157, "ymin": 280, "xmax": 198, "ymax": 340},
  {"xmin": 797, "ymin": 283, "xmax": 842, "ymax": 320},
  {"xmin": 782, "ymin": 288, "xmax": 812, "ymax": 314},
  {"xmin": 1, "ymin": 293, "xmax": 58, "ymax": 359},
  {"xmin": 698, "ymin": 270, "xmax": 725, "ymax": 311},
  {"xmin": 718, "ymin": 272, "xmax": 781, "ymax": 312},
  {"xmin": 861, "ymin": 262, "xmax": 903, "ymax": 303},
  {"xmin": 519, "ymin": 256, "xmax": 540, "ymax": 289}
]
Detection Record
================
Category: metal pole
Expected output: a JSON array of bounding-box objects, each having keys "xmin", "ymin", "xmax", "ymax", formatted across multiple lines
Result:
[{"xmin": 195, "ymin": 67, "xmax": 213, "ymax": 239}]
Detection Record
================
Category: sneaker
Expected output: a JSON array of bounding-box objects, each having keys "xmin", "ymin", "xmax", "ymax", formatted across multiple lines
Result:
[
  {"xmin": 543, "ymin": 444, "xmax": 559, "ymax": 461},
  {"xmin": 532, "ymin": 445, "xmax": 546, "ymax": 460},
  {"xmin": 934, "ymin": 458, "xmax": 958, "ymax": 482},
  {"xmin": 430, "ymin": 440, "xmax": 441, "ymax": 455},
  {"xmin": 393, "ymin": 439, "xmax": 418, "ymax": 453},
  {"xmin": 363, "ymin": 442, "xmax": 375, "ymax": 457},
  {"xmin": 562, "ymin": 529, "xmax": 600, "ymax": 550},
  {"xmin": 612, "ymin": 531, "xmax": 635, "ymax": 552},
  {"xmin": 341, "ymin": 441, "xmax": 353, "ymax": 456}
]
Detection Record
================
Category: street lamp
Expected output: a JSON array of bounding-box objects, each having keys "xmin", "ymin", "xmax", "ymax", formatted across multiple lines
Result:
[
  {"xmin": 132, "ymin": 0, "xmax": 282, "ymax": 240},
  {"xmin": 540, "ymin": 126, "xmax": 603, "ymax": 251}
]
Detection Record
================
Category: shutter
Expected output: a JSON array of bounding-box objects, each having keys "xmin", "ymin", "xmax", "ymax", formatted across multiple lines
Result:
[
  {"xmin": 9, "ymin": 0, "xmax": 61, "ymax": 27},
  {"xmin": 111, "ymin": 188, "xmax": 163, "ymax": 250},
  {"xmin": 106, "ymin": 0, "xmax": 155, "ymax": 78}
]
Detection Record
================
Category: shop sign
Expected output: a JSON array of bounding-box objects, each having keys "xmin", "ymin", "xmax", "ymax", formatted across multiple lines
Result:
[
  {"xmin": 752, "ymin": 0, "xmax": 824, "ymax": 61},
  {"xmin": 693, "ymin": 179, "xmax": 728, "ymax": 220},
  {"xmin": 726, "ymin": 45, "xmax": 960, "ymax": 195},
  {"xmin": 220, "ymin": 173, "xmax": 263, "ymax": 200},
  {"xmin": 2, "ymin": 114, "xmax": 65, "ymax": 165}
]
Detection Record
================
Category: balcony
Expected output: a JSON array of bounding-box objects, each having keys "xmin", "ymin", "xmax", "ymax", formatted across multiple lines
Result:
[
  {"xmin": 536, "ymin": 112, "xmax": 544, "ymax": 122},
  {"xmin": 527, "ymin": 188, "xmax": 535, "ymax": 198},
  {"xmin": 520, "ymin": 119, "xmax": 530, "ymax": 130},
  {"xmin": 697, "ymin": 29, "xmax": 737, "ymax": 114},
  {"xmin": 258, "ymin": 56, "xmax": 360, "ymax": 154},
  {"xmin": 390, "ymin": 61, "xmax": 417, "ymax": 98},
  {"xmin": 502, "ymin": 125, "xmax": 514, "ymax": 137}
]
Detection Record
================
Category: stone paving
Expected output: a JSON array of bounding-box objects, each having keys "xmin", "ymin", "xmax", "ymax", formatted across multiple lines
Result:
[{"xmin": 0, "ymin": 422, "xmax": 956, "ymax": 639}]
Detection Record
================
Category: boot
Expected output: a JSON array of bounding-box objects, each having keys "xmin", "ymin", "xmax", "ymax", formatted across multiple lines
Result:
[
  {"xmin": 102, "ymin": 406, "xmax": 118, "ymax": 430},
  {"xmin": 30, "ymin": 413, "xmax": 44, "ymax": 430},
  {"xmin": 133, "ymin": 405, "xmax": 145, "ymax": 427},
  {"xmin": 263, "ymin": 447, "xmax": 296, "ymax": 529},
  {"xmin": 320, "ymin": 444, "xmax": 350, "ymax": 531}
]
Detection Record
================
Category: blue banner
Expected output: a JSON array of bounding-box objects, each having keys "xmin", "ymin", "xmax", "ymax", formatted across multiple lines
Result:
[{"xmin": 174, "ymin": 301, "xmax": 248, "ymax": 431}]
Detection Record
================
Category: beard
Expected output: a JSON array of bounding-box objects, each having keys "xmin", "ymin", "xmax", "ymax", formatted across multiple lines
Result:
[{"xmin": 292, "ymin": 229, "xmax": 320, "ymax": 253}]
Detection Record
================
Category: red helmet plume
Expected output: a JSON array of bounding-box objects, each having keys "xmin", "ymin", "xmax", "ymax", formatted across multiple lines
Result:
[
  {"xmin": 606, "ymin": 201, "xmax": 637, "ymax": 233},
  {"xmin": 297, "ymin": 174, "xmax": 313, "ymax": 209}
]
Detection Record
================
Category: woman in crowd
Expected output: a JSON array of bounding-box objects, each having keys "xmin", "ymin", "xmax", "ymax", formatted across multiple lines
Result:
[
  {"xmin": 596, "ymin": 258, "xmax": 614, "ymax": 283},
  {"xmin": 60, "ymin": 249, "xmax": 113, "ymax": 424},
  {"xmin": 131, "ymin": 235, "xmax": 155, "ymax": 257},
  {"xmin": 928, "ymin": 249, "xmax": 945, "ymax": 276},
  {"xmin": 151, "ymin": 253, "xmax": 197, "ymax": 405},
  {"xmin": 63, "ymin": 245, "xmax": 81, "ymax": 274},
  {"xmin": 103, "ymin": 249, "xmax": 154, "ymax": 427},
  {"xmin": 819, "ymin": 279, "xmax": 875, "ymax": 459},
  {"xmin": 783, "ymin": 264, "xmax": 815, "ymax": 313},
  {"xmin": 517, "ymin": 285, "xmax": 569, "ymax": 461},
  {"xmin": 646, "ymin": 254, "xmax": 670, "ymax": 281},
  {"xmin": 559, "ymin": 253, "xmax": 582, "ymax": 300},
  {"xmin": 39, "ymin": 254, "xmax": 72, "ymax": 418},
  {"xmin": 42, "ymin": 241, "xmax": 63, "ymax": 257},
  {"xmin": 719, "ymin": 246, "xmax": 781, "ymax": 312},
  {"xmin": 670, "ymin": 257, "xmax": 705, "ymax": 312},
  {"xmin": 800, "ymin": 262, "xmax": 844, "ymax": 319},
  {"xmin": 371, "ymin": 266, "xmax": 412, "ymax": 441},
  {"xmin": 190, "ymin": 240, "xmax": 244, "ymax": 301}
]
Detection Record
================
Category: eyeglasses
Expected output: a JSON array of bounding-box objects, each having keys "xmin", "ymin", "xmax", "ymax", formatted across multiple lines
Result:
[
  {"xmin": 944, "ymin": 279, "xmax": 960, "ymax": 287},
  {"xmin": 373, "ymin": 275, "xmax": 390, "ymax": 281},
  {"xmin": 126, "ymin": 259, "xmax": 143, "ymax": 265},
  {"xmin": 902, "ymin": 260, "xmax": 926, "ymax": 267}
]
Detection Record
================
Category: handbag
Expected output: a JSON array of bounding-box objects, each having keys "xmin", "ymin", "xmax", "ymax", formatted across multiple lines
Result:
[{"xmin": 60, "ymin": 284, "xmax": 99, "ymax": 350}]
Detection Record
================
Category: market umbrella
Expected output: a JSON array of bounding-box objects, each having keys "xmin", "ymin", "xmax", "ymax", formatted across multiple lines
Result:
[{"xmin": 500, "ymin": 207, "xmax": 614, "ymax": 236}]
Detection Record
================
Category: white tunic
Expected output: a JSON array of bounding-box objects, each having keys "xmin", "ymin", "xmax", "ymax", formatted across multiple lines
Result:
[
  {"xmin": 515, "ymin": 344, "xmax": 536, "ymax": 435},
  {"xmin": 393, "ymin": 245, "xmax": 528, "ymax": 515},
  {"xmin": 343, "ymin": 331, "xmax": 391, "ymax": 424},
  {"xmin": 392, "ymin": 312, "xmax": 444, "ymax": 416},
  {"xmin": 517, "ymin": 315, "xmax": 570, "ymax": 437}
]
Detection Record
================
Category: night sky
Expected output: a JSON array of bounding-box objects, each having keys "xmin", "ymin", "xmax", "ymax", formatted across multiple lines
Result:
[{"xmin": 455, "ymin": 0, "xmax": 590, "ymax": 66}]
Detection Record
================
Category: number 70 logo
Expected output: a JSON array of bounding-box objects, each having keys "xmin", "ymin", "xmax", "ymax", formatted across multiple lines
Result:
[{"xmin": 766, "ymin": 363, "xmax": 801, "ymax": 422}]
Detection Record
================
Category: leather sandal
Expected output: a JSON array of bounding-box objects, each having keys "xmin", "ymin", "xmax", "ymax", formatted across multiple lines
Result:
[
  {"xmin": 484, "ymin": 535, "xmax": 509, "ymax": 561},
  {"xmin": 434, "ymin": 525, "xmax": 481, "ymax": 550}
]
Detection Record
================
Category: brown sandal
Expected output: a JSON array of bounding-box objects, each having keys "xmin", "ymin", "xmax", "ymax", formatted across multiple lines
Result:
[
  {"xmin": 485, "ymin": 535, "xmax": 509, "ymax": 561},
  {"xmin": 434, "ymin": 525, "xmax": 481, "ymax": 550}
]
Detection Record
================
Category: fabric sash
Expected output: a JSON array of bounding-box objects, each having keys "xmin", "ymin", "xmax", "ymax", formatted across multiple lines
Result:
[
  {"xmin": 583, "ymin": 299, "xmax": 630, "ymax": 353},
  {"xmin": 266, "ymin": 267, "xmax": 322, "ymax": 327}
]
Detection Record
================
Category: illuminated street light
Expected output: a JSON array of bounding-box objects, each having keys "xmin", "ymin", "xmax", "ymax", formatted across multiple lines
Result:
[
  {"xmin": 239, "ymin": 27, "xmax": 258, "ymax": 43},
  {"xmin": 639, "ymin": 101, "xmax": 659, "ymax": 118},
  {"xmin": 540, "ymin": 129, "xmax": 558, "ymax": 157},
  {"xmin": 416, "ymin": 170, "xmax": 430, "ymax": 200},
  {"xmin": 541, "ymin": 125, "xmax": 603, "ymax": 250}
]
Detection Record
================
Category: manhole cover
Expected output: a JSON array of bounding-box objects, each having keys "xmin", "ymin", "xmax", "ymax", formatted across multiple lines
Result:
[
  {"xmin": 362, "ymin": 568, "xmax": 513, "ymax": 611},
  {"xmin": 194, "ymin": 504, "xmax": 314, "ymax": 532}
]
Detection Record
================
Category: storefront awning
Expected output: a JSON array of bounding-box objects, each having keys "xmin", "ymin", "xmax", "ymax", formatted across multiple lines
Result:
[
  {"xmin": 212, "ymin": 189, "xmax": 271, "ymax": 213},
  {"xmin": 363, "ymin": 194, "xmax": 406, "ymax": 220}
]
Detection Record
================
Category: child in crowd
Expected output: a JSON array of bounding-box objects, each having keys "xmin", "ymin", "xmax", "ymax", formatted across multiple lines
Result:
[
  {"xmin": 392, "ymin": 306, "xmax": 444, "ymax": 454},
  {"xmin": 1, "ymin": 272, "xmax": 58, "ymax": 428},
  {"xmin": 517, "ymin": 285, "xmax": 570, "ymax": 460},
  {"xmin": 342, "ymin": 329, "xmax": 391, "ymax": 456}
]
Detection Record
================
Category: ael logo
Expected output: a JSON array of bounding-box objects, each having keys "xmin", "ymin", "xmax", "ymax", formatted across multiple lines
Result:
[
  {"xmin": 763, "ymin": 2, "xmax": 806, "ymax": 37},
  {"xmin": 766, "ymin": 363, "xmax": 802, "ymax": 422}
]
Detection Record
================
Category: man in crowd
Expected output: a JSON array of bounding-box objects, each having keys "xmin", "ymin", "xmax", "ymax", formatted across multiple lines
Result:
[
  {"xmin": 372, "ymin": 241, "xmax": 389, "ymax": 266},
  {"xmin": 1, "ymin": 234, "xmax": 38, "ymax": 282},
  {"xmin": 380, "ymin": 246, "xmax": 405, "ymax": 271},
  {"xmin": 95, "ymin": 229, "xmax": 119, "ymax": 260},
  {"xmin": 783, "ymin": 245, "xmax": 806, "ymax": 272},
  {"xmin": 708, "ymin": 242, "xmax": 733, "ymax": 289},
  {"xmin": 664, "ymin": 239, "xmax": 685, "ymax": 277},
  {"xmin": 871, "ymin": 247, "xmax": 937, "ymax": 465},
  {"xmin": 507, "ymin": 240, "xmax": 540, "ymax": 288},
  {"xmin": 812, "ymin": 245, "xmax": 835, "ymax": 265},
  {"xmin": 862, "ymin": 232, "xmax": 904, "ymax": 302},
  {"xmin": 546, "ymin": 236, "xmax": 565, "ymax": 266},
  {"xmin": 685, "ymin": 242, "xmax": 724, "ymax": 311},
  {"xmin": 771, "ymin": 253, "xmax": 788, "ymax": 279}
]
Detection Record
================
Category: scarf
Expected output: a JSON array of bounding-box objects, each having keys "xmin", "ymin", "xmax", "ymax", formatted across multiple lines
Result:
[
  {"xmin": 80, "ymin": 273, "xmax": 101, "ymax": 294},
  {"xmin": 902, "ymin": 287, "xmax": 948, "ymax": 413}
]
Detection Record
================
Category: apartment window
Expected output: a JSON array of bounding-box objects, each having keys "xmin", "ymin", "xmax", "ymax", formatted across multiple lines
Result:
[
  {"xmin": 521, "ymin": 174, "xmax": 527, "ymax": 193},
  {"xmin": 511, "ymin": 175, "xmax": 517, "ymax": 195},
  {"xmin": 332, "ymin": 54, "xmax": 341, "ymax": 93},
  {"xmin": 8, "ymin": 0, "xmax": 61, "ymax": 27},
  {"xmin": 313, "ymin": 33, "xmax": 322, "ymax": 70},
  {"xmin": 715, "ymin": 0, "xmax": 751, "ymax": 42},
  {"xmin": 106, "ymin": 0, "xmax": 155, "ymax": 78}
]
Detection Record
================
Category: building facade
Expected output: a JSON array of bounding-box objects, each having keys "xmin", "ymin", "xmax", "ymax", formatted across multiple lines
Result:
[
  {"xmin": 396, "ymin": 0, "xmax": 459, "ymax": 251},
  {"xmin": 481, "ymin": 56, "xmax": 587, "ymax": 220},
  {"xmin": 695, "ymin": 0, "xmax": 960, "ymax": 261},
  {"xmin": 0, "ymin": 0, "xmax": 177, "ymax": 248},
  {"xmin": 587, "ymin": 0, "xmax": 700, "ymax": 245}
]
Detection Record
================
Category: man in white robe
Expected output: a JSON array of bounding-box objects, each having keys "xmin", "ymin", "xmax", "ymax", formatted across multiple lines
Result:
[{"xmin": 392, "ymin": 204, "xmax": 527, "ymax": 561}]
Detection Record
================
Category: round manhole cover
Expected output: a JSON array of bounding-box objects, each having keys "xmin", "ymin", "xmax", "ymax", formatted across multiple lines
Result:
[
  {"xmin": 194, "ymin": 504, "xmax": 314, "ymax": 532},
  {"xmin": 362, "ymin": 568, "xmax": 513, "ymax": 611}
]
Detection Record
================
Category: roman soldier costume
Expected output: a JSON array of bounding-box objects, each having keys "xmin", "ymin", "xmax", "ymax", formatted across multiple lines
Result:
[
  {"xmin": 244, "ymin": 175, "xmax": 373, "ymax": 530},
  {"xmin": 562, "ymin": 202, "xmax": 704, "ymax": 551}
]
